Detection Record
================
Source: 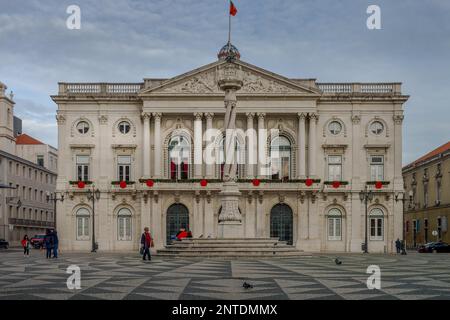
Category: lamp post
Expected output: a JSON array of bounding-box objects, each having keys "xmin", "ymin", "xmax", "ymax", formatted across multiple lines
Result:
[
  {"xmin": 46, "ymin": 192, "xmax": 64, "ymax": 230},
  {"xmin": 87, "ymin": 186, "xmax": 101, "ymax": 252},
  {"xmin": 359, "ymin": 185, "xmax": 373, "ymax": 254}
]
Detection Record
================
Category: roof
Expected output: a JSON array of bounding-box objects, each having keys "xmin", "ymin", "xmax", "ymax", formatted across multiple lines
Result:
[
  {"xmin": 15, "ymin": 133, "xmax": 44, "ymax": 145},
  {"xmin": 404, "ymin": 141, "xmax": 450, "ymax": 170},
  {"xmin": 0, "ymin": 150, "xmax": 57, "ymax": 175}
]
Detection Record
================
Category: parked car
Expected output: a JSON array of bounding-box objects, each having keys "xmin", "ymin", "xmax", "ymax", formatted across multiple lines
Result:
[
  {"xmin": 418, "ymin": 242, "xmax": 450, "ymax": 253},
  {"xmin": 30, "ymin": 234, "xmax": 46, "ymax": 249},
  {"xmin": 0, "ymin": 239, "xmax": 9, "ymax": 249}
]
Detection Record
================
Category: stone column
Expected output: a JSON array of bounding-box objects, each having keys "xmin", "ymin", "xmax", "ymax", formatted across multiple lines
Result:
[
  {"xmin": 194, "ymin": 113, "xmax": 203, "ymax": 179},
  {"xmin": 308, "ymin": 113, "xmax": 318, "ymax": 178},
  {"xmin": 246, "ymin": 113, "xmax": 256, "ymax": 179},
  {"xmin": 298, "ymin": 113, "xmax": 306, "ymax": 179},
  {"xmin": 217, "ymin": 62, "xmax": 243, "ymax": 238},
  {"xmin": 394, "ymin": 113, "xmax": 405, "ymax": 243},
  {"xmin": 205, "ymin": 113, "xmax": 215, "ymax": 179},
  {"xmin": 152, "ymin": 113, "xmax": 162, "ymax": 178},
  {"xmin": 142, "ymin": 112, "xmax": 151, "ymax": 179},
  {"xmin": 257, "ymin": 113, "xmax": 267, "ymax": 179}
]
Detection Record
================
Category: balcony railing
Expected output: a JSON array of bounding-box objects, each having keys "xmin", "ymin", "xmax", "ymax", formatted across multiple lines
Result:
[
  {"xmin": 59, "ymin": 83, "xmax": 144, "ymax": 95},
  {"xmin": 9, "ymin": 218, "xmax": 55, "ymax": 228},
  {"xmin": 318, "ymin": 83, "xmax": 401, "ymax": 94}
]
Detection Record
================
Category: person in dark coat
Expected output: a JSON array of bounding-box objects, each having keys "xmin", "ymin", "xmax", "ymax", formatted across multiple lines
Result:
[
  {"xmin": 395, "ymin": 238, "xmax": 401, "ymax": 254},
  {"xmin": 140, "ymin": 227, "xmax": 153, "ymax": 261},
  {"xmin": 52, "ymin": 231, "xmax": 59, "ymax": 258},
  {"xmin": 44, "ymin": 229, "xmax": 53, "ymax": 259}
]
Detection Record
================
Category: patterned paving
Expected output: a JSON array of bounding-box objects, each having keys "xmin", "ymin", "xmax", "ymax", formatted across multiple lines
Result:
[{"xmin": 1, "ymin": 249, "xmax": 450, "ymax": 300}]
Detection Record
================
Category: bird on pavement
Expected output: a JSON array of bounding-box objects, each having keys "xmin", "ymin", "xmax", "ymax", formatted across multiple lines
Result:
[
  {"xmin": 334, "ymin": 258, "xmax": 342, "ymax": 265},
  {"xmin": 243, "ymin": 282, "xmax": 254, "ymax": 289}
]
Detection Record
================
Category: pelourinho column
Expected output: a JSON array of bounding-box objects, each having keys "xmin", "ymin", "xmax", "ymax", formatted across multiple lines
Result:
[
  {"xmin": 152, "ymin": 113, "xmax": 162, "ymax": 178},
  {"xmin": 217, "ymin": 62, "xmax": 244, "ymax": 238},
  {"xmin": 142, "ymin": 112, "xmax": 151, "ymax": 179},
  {"xmin": 308, "ymin": 113, "xmax": 318, "ymax": 178}
]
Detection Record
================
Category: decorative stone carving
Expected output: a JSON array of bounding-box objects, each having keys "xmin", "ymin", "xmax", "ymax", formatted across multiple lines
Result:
[
  {"xmin": 351, "ymin": 114, "xmax": 361, "ymax": 125},
  {"xmin": 99, "ymin": 115, "xmax": 108, "ymax": 125},
  {"xmin": 56, "ymin": 114, "xmax": 66, "ymax": 125},
  {"xmin": 393, "ymin": 115, "xmax": 404, "ymax": 125}
]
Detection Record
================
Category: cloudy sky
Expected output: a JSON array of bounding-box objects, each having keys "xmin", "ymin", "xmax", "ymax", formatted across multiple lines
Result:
[{"xmin": 1, "ymin": 0, "xmax": 449, "ymax": 164}]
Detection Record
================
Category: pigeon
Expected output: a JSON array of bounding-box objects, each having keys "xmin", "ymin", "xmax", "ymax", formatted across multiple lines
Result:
[
  {"xmin": 198, "ymin": 234, "xmax": 204, "ymax": 238},
  {"xmin": 243, "ymin": 282, "xmax": 253, "ymax": 289},
  {"xmin": 334, "ymin": 258, "xmax": 342, "ymax": 265},
  {"xmin": 207, "ymin": 234, "xmax": 212, "ymax": 239}
]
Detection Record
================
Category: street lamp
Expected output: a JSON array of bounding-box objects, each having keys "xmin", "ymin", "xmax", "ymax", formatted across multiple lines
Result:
[
  {"xmin": 46, "ymin": 192, "xmax": 64, "ymax": 230},
  {"xmin": 395, "ymin": 192, "xmax": 407, "ymax": 255},
  {"xmin": 87, "ymin": 186, "xmax": 101, "ymax": 252},
  {"xmin": 359, "ymin": 186, "xmax": 373, "ymax": 254}
]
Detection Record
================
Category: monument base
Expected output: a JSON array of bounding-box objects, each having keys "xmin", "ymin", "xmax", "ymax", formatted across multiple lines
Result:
[{"xmin": 218, "ymin": 221, "xmax": 244, "ymax": 239}]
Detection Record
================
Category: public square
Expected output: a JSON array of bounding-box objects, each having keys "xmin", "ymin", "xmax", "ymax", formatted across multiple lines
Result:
[{"xmin": 0, "ymin": 249, "xmax": 449, "ymax": 300}]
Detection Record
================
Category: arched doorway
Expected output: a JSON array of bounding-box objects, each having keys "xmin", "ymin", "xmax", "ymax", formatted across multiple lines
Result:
[
  {"xmin": 270, "ymin": 204, "xmax": 293, "ymax": 245},
  {"xmin": 166, "ymin": 204, "xmax": 189, "ymax": 244}
]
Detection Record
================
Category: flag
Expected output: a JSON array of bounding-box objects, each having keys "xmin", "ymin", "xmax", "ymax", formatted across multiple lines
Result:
[{"xmin": 230, "ymin": 1, "xmax": 238, "ymax": 16}]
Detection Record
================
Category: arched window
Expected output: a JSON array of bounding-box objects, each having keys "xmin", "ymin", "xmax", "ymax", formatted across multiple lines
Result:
[
  {"xmin": 218, "ymin": 137, "xmax": 242, "ymax": 179},
  {"xmin": 168, "ymin": 135, "xmax": 191, "ymax": 180},
  {"xmin": 76, "ymin": 208, "xmax": 90, "ymax": 240},
  {"xmin": 270, "ymin": 136, "xmax": 291, "ymax": 181},
  {"xmin": 369, "ymin": 208, "xmax": 384, "ymax": 241},
  {"xmin": 327, "ymin": 208, "xmax": 342, "ymax": 241},
  {"xmin": 117, "ymin": 208, "xmax": 132, "ymax": 241}
]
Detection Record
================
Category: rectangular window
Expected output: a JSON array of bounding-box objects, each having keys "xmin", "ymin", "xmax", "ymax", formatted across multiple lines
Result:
[
  {"xmin": 370, "ymin": 155, "xmax": 384, "ymax": 181},
  {"xmin": 424, "ymin": 219, "xmax": 429, "ymax": 243},
  {"xmin": 76, "ymin": 155, "xmax": 89, "ymax": 181},
  {"xmin": 328, "ymin": 217, "xmax": 342, "ymax": 241},
  {"xmin": 328, "ymin": 155, "xmax": 342, "ymax": 181},
  {"xmin": 370, "ymin": 218, "xmax": 384, "ymax": 240},
  {"xmin": 117, "ymin": 156, "xmax": 132, "ymax": 181},
  {"xmin": 37, "ymin": 155, "xmax": 44, "ymax": 167},
  {"xmin": 424, "ymin": 185, "xmax": 428, "ymax": 208}
]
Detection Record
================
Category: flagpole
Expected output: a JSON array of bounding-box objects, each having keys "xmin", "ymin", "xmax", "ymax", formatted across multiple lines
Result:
[{"xmin": 228, "ymin": 0, "xmax": 231, "ymax": 44}]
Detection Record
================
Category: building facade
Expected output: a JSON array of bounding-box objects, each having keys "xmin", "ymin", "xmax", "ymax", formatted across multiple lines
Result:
[
  {"xmin": 0, "ymin": 82, "xmax": 57, "ymax": 244},
  {"xmin": 403, "ymin": 142, "xmax": 450, "ymax": 247},
  {"xmin": 53, "ymin": 50, "xmax": 408, "ymax": 253}
]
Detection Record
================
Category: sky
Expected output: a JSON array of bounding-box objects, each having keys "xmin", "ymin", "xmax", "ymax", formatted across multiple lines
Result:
[{"xmin": 1, "ymin": 0, "xmax": 449, "ymax": 164}]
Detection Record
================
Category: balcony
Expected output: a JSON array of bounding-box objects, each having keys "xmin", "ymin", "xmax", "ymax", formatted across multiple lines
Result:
[{"xmin": 9, "ymin": 218, "xmax": 54, "ymax": 228}]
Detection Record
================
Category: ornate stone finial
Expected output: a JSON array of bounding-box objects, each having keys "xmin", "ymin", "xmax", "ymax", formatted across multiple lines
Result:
[
  {"xmin": 9, "ymin": 91, "xmax": 14, "ymax": 100},
  {"xmin": 218, "ymin": 42, "xmax": 241, "ymax": 61},
  {"xmin": 0, "ymin": 82, "xmax": 7, "ymax": 97}
]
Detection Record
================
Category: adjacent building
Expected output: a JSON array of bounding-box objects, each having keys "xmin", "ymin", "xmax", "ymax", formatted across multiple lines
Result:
[
  {"xmin": 0, "ymin": 81, "xmax": 58, "ymax": 245},
  {"xmin": 403, "ymin": 142, "xmax": 450, "ymax": 247},
  {"xmin": 52, "ymin": 45, "xmax": 408, "ymax": 253}
]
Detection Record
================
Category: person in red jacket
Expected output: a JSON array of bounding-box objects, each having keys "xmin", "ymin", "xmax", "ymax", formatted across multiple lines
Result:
[
  {"xmin": 21, "ymin": 235, "xmax": 30, "ymax": 257},
  {"xmin": 140, "ymin": 227, "xmax": 153, "ymax": 261}
]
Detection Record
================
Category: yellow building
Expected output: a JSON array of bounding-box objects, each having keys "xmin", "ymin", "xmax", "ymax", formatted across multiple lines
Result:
[{"xmin": 403, "ymin": 141, "xmax": 450, "ymax": 248}]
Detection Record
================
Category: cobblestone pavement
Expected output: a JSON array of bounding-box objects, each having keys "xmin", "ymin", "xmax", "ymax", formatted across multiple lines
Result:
[{"xmin": 1, "ymin": 249, "xmax": 449, "ymax": 300}]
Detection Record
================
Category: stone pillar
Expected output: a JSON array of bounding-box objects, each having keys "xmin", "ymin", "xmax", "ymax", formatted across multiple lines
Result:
[
  {"xmin": 205, "ymin": 113, "xmax": 215, "ymax": 179},
  {"xmin": 152, "ymin": 113, "xmax": 162, "ymax": 178},
  {"xmin": 194, "ymin": 113, "xmax": 203, "ymax": 179},
  {"xmin": 142, "ymin": 112, "xmax": 151, "ymax": 179},
  {"xmin": 257, "ymin": 113, "xmax": 267, "ymax": 179},
  {"xmin": 298, "ymin": 113, "xmax": 306, "ymax": 179},
  {"xmin": 246, "ymin": 113, "xmax": 256, "ymax": 179},
  {"xmin": 308, "ymin": 113, "xmax": 318, "ymax": 178},
  {"xmin": 217, "ymin": 62, "xmax": 243, "ymax": 238},
  {"xmin": 393, "ymin": 113, "xmax": 405, "ymax": 243}
]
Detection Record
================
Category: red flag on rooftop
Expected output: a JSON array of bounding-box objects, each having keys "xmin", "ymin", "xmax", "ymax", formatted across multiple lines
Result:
[{"xmin": 230, "ymin": 1, "xmax": 238, "ymax": 16}]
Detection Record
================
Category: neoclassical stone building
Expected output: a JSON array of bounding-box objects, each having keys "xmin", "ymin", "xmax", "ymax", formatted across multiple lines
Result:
[{"xmin": 53, "ymin": 46, "xmax": 408, "ymax": 253}]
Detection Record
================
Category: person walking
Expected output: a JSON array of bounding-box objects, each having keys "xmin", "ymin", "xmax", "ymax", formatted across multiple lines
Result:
[
  {"xmin": 140, "ymin": 227, "xmax": 153, "ymax": 261},
  {"xmin": 52, "ymin": 230, "xmax": 59, "ymax": 258},
  {"xmin": 21, "ymin": 235, "xmax": 30, "ymax": 257},
  {"xmin": 395, "ymin": 238, "xmax": 401, "ymax": 254},
  {"xmin": 44, "ymin": 229, "xmax": 53, "ymax": 259}
]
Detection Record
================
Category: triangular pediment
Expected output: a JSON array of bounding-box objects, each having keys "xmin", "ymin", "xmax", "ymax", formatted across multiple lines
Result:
[{"xmin": 140, "ymin": 60, "xmax": 320, "ymax": 97}]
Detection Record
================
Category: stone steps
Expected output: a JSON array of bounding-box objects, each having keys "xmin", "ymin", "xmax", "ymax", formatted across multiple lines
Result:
[{"xmin": 156, "ymin": 237, "xmax": 305, "ymax": 258}]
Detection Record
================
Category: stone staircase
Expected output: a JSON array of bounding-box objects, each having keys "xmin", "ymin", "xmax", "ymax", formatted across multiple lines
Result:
[{"xmin": 156, "ymin": 238, "xmax": 305, "ymax": 258}]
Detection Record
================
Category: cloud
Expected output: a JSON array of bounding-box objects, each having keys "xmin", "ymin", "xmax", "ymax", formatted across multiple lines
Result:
[{"xmin": 0, "ymin": 0, "xmax": 449, "ymax": 164}]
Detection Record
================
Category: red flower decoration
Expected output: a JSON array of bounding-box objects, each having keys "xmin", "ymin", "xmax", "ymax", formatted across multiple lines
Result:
[
  {"xmin": 77, "ymin": 181, "xmax": 85, "ymax": 189},
  {"xmin": 200, "ymin": 179, "xmax": 208, "ymax": 187},
  {"xmin": 332, "ymin": 181, "xmax": 341, "ymax": 189},
  {"xmin": 375, "ymin": 181, "xmax": 383, "ymax": 189},
  {"xmin": 119, "ymin": 181, "xmax": 127, "ymax": 189},
  {"xmin": 305, "ymin": 179, "xmax": 313, "ymax": 187},
  {"xmin": 146, "ymin": 180, "xmax": 154, "ymax": 187},
  {"xmin": 252, "ymin": 179, "xmax": 261, "ymax": 187}
]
